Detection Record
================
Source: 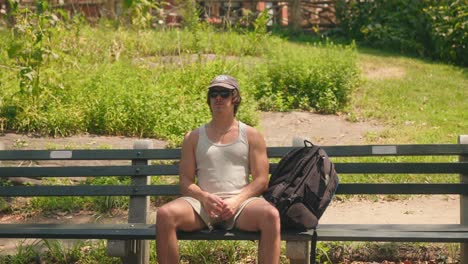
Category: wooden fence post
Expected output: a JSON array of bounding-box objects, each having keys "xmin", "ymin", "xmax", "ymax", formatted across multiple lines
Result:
[
  {"xmin": 286, "ymin": 137, "xmax": 311, "ymax": 264},
  {"xmin": 122, "ymin": 140, "xmax": 153, "ymax": 264},
  {"xmin": 459, "ymin": 135, "xmax": 468, "ymax": 264}
]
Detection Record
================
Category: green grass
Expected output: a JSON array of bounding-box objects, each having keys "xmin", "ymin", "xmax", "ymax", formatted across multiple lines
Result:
[
  {"xmin": 328, "ymin": 47, "xmax": 467, "ymax": 186},
  {"xmin": 352, "ymin": 48, "xmax": 467, "ymax": 144}
]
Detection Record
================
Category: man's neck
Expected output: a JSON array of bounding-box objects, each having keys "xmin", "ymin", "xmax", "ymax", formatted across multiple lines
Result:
[{"xmin": 210, "ymin": 115, "xmax": 237, "ymax": 132}]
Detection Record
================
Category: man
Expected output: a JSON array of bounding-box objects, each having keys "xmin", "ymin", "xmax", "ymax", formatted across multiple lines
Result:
[{"xmin": 156, "ymin": 75, "xmax": 281, "ymax": 264}]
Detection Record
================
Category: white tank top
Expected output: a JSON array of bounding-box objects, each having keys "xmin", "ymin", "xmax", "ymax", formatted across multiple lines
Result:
[{"xmin": 196, "ymin": 121, "xmax": 250, "ymax": 198}]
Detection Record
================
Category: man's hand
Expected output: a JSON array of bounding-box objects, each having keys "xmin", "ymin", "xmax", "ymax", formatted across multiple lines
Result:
[
  {"xmin": 220, "ymin": 197, "xmax": 241, "ymax": 220},
  {"xmin": 202, "ymin": 193, "xmax": 225, "ymax": 219}
]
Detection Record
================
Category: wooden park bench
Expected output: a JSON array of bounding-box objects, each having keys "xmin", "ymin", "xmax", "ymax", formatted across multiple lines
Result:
[{"xmin": 0, "ymin": 135, "xmax": 467, "ymax": 263}]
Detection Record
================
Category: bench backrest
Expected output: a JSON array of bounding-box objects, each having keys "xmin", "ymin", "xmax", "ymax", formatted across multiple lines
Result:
[{"xmin": 1, "ymin": 144, "xmax": 468, "ymax": 197}]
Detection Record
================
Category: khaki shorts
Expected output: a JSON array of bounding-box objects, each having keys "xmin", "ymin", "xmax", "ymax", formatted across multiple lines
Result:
[{"xmin": 179, "ymin": 196, "xmax": 263, "ymax": 231}]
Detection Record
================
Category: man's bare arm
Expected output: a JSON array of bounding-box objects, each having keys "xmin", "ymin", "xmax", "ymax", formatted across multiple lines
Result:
[
  {"xmin": 220, "ymin": 126, "xmax": 269, "ymax": 219},
  {"xmin": 242, "ymin": 126, "xmax": 270, "ymax": 197},
  {"xmin": 179, "ymin": 131, "xmax": 199, "ymax": 197}
]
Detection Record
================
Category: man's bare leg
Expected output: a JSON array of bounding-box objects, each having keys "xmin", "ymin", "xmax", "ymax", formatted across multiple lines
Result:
[
  {"xmin": 235, "ymin": 199, "xmax": 281, "ymax": 264},
  {"xmin": 156, "ymin": 199, "xmax": 206, "ymax": 264}
]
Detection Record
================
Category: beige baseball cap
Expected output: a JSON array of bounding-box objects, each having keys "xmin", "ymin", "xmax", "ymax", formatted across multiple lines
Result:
[{"xmin": 208, "ymin": 75, "xmax": 239, "ymax": 90}]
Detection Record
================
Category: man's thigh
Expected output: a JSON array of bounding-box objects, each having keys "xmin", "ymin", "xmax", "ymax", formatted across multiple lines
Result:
[
  {"xmin": 234, "ymin": 199, "xmax": 277, "ymax": 231},
  {"xmin": 158, "ymin": 198, "xmax": 207, "ymax": 232}
]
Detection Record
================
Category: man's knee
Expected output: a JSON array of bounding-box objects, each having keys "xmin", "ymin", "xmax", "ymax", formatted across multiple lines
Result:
[
  {"xmin": 156, "ymin": 205, "xmax": 176, "ymax": 227},
  {"xmin": 260, "ymin": 205, "xmax": 280, "ymax": 229},
  {"xmin": 268, "ymin": 206, "xmax": 280, "ymax": 222}
]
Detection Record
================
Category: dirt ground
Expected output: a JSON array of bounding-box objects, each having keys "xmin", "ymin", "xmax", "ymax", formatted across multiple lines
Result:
[
  {"xmin": 0, "ymin": 111, "xmax": 460, "ymax": 259},
  {"xmin": 259, "ymin": 111, "xmax": 383, "ymax": 146}
]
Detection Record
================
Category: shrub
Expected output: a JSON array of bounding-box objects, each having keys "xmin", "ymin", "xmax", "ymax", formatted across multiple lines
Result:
[
  {"xmin": 254, "ymin": 41, "xmax": 359, "ymax": 113},
  {"xmin": 336, "ymin": 0, "xmax": 467, "ymax": 66},
  {"xmin": 424, "ymin": 0, "xmax": 467, "ymax": 66},
  {"xmin": 336, "ymin": 0, "xmax": 431, "ymax": 54}
]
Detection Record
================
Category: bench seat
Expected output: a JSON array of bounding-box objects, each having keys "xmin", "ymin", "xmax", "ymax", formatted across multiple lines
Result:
[{"xmin": 1, "ymin": 223, "xmax": 466, "ymax": 242}]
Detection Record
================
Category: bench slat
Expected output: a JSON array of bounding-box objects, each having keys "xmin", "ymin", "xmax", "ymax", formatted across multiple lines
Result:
[
  {"xmin": 1, "ymin": 162, "xmax": 466, "ymax": 178},
  {"xmin": 1, "ymin": 144, "xmax": 466, "ymax": 161},
  {"xmin": 0, "ymin": 224, "xmax": 466, "ymax": 242},
  {"xmin": 0, "ymin": 149, "xmax": 182, "ymax": 161},
  {"xmin": 0, "ymin": 185, "xmax": 180, "ymax": 196},
  {"xmin": 270, "ymin": 144, "xmax": 468, "ymax": 157},
  {"xmin": 327, "ymin": 144, "xmax": 468, "ymax": 157},
  {"xmin": 1, "ymin": 183, "xmax": 467, "ymax": 197},
  {"xmin": 335, "ymin": 162, "xmax": 468, "ymax": 174},
  {"xmin": 0, "ymin": 165, "xmax": 179, "ymax": 177},
  {"xmin": 316, "ymin": 230, "xmax": 468, "ymax": 243},
  {"xmin": 336, "ymin": 183, "xmax": 468, "ymax": 194},
  {"xmin": 0, "ymin": 223, "xmax": 312, "ymax": 240},
  {"xmin": 319, "ymin": 224, "xmax": 468, "ymax": 232},
  {"xmin": 272, "ymin": 162, "xmax": 468, "ymax": 174}
]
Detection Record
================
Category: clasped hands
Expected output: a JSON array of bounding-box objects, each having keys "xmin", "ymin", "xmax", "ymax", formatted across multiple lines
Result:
[{"xmin": 203, "ymin": 194, "xmax": 239, "ymax": 221}]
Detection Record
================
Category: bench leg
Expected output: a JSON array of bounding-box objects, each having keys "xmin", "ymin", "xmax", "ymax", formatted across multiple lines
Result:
[
  {"xmin": 107, "ymin": 240, "xmax": 149, "ymax": 264},
  {"xmin": 107, "ymin": 240, "xmax": 127, "ymax": 257},
  {"xmin": 120, "ymin": 140, "xmax": 152, "ymax": 264},
  {"xmin": 286, "ymin": 241, "xmax": 310, "ymax": 264},
  {"xmin": 459, "ymin": 135, "xmax": 468, "ymax": 264},
  {"xmin": 122, "ymin": 240, "xmax": 149, "ymax": 264}
]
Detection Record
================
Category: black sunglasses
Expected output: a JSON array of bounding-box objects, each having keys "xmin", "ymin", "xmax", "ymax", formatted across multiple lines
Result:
[{"xmin": 209, "ymin": 89, "xmax": 232, "ymax": 99}]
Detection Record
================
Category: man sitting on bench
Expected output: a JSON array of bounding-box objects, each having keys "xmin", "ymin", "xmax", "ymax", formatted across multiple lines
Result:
[{"xmin": 156, "ymin": 75, "xmax": 281, "ymax": 264}]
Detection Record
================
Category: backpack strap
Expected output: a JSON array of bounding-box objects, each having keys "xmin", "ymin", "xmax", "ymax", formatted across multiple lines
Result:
[
  {"xmin": 304, "ymin": 140, "xmax": 314, "ymax": 148},
  {"xmin": 310, "ymin": 230, "xmax": 318, "ymax": 264}
]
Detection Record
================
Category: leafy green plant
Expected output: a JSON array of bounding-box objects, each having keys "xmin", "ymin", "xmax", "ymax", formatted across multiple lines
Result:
[
  {"xmin": 424, "ymin": 0, "xmax": 467, "ymax": 66},
  {"xmin": 42, "ymin": 239, "xmax": 80, "ymax": 263},
  {"xmin": 336, "ymin": 0, "xmax": 430, "ymax": 54},
  {"xmin": 7, "ymin": 239, "xmax": 42, "ymax": 264},
  {"xmin": 122, "ymin": 0, "xmax": 162, "ymax": 29},
  {"xmin": 0, "ymin": 197, "xmax": 10, "ymax": 213},
  {"xmin": 178, "ymin": 0, "xmax": 201, "ymax": 30},
  {"xmin": 7, "ymin": 0, "xmax": 60, "ymax": 99},
  {"xmin": 179, "ymin": 240, "xmax": 258, "ymax": 263},
  {"xmin": 335, "ymin": 0, "xmax": 467, "ymax": 66},
  {"xmin": 240, "ymin": 10, "xmax": 271, "ymax": 56},
  {"xmin": 86, "ymin": 176, "xmax": 131, "ymax": 212},
  {"xmin": 0, "ymin": 239, "xmax": 121, "ymax": 264},
  {"xmin": 254, "ymin": 40, "xmax": 359, "ymax": 113},
  {"xmin": 30, "ymin": 196, "xmax": 91, "ymax": 212},
  {"xmin": 316, "ymin": 242, "xmax": 332, "ymax": 263}
]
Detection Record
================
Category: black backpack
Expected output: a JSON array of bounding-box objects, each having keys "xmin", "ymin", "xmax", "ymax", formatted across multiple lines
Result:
[
  {"xmin": 264, "ymin": 140, "xmax": 339, "ymax": 230},
  {"xmin": 264, "ymin": 140, "xmax": 339, "ymax": 263}
]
